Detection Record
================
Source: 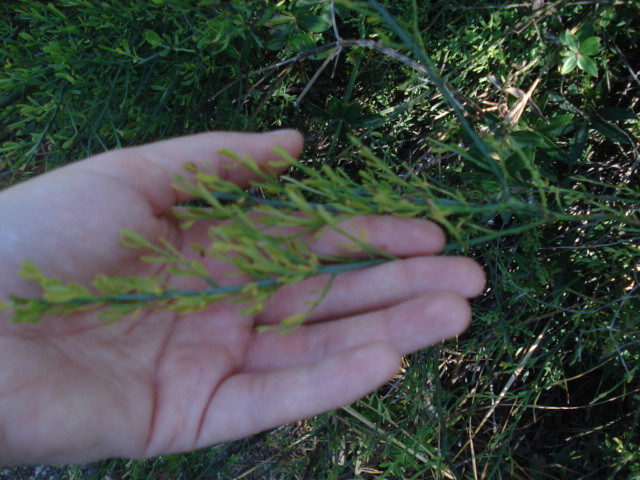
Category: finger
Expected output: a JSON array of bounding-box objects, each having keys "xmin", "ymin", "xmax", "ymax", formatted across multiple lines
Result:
[
  {"xmin": 307, "ymin": 215, "xmax": 446, "ymax": 258},
  {"xmin": 196, "ymin": 342, "xmax": 401, "ymax": 447},
  {"xmin": 256, "ymin": 256, "xmax": 485, "ymax": 325},
  {"xmin": 82, "ymin": 130, "xmax": 304, "ymax": 213},
  {"xmin": 249, "ymin": 214, "xmax": 445, "ymax": 258},
  {"xmin": 180, "ymin": 210, "xmax": 444, "ymax": 265},
  {"xmin": 247, "ymin": 291, "xmax": 472, "ymax": 372},
  {"xmin": 172, "ymin": 214, "xmax": 447, "ymax": 289}
]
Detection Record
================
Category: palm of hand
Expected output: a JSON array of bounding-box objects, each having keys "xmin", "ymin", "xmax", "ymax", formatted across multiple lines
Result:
[{"xmin": 0, "ymin": 131, "xmax": 484, "ymax": 465}]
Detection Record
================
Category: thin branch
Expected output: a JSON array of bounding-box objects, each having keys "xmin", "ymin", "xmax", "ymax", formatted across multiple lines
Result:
[
  {"xmin": 367, "ymin": 0, "xmax": 509, "ymax": 197},
  {"xmin": 293, "ymin": 46, "xmax": 343, "ymax": 106},
  {"xmin": 331, "ymin": 1, "xmax": 341, "ymax": 41},
  {"xmin": 11, "ymin": 259, "xmax": 388, "ymax": 314}
]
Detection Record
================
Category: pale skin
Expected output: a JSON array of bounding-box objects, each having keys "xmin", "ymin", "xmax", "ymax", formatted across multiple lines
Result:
[{"xmin": 0, "ymin": 130, "xmax": 485, "ymax": 465}]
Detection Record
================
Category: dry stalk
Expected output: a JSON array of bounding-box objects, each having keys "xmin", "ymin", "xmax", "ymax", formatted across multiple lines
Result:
[
  {"xmin": 340, "ymin": 404, "xmax": 458, "ymax": 479},
  {"xmin": 453, "ymin": 322, "xmax": 550, "ymax": 465}
]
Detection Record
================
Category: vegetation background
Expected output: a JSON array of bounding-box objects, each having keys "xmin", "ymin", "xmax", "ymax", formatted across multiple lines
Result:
[{"xmin": 1, "ymin": 0, "xmax": 639, "ymax": 478}]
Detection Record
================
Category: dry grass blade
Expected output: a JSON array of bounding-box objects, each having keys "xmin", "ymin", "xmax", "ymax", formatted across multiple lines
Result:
[
  {"xmin": 340, "ymin": 405, "xmax": 458, "ymax": 478},
  {"xmin": 454, "ymin": 323, "xmax": 550, "ymax": 464}
]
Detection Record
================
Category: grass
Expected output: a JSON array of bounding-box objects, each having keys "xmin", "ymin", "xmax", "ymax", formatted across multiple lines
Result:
[{"xmin": 2, "ymin": 0, "xmax": 640, "ymax": 478}]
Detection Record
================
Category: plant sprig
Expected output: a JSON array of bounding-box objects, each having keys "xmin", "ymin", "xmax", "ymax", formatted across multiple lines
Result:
[{"xmin": 2, "ymin": 143, "xmax": 638, "ymax": 330}]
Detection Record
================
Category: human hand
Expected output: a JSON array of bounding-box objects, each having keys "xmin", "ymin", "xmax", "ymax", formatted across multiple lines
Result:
[{"xmin": 0, "ymin": 130, "xmax": 485, "ymax": 465}]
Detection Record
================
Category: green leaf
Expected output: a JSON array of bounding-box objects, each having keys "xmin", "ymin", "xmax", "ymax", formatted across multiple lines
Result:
[
  {"xmin": 597, "ymin": 107, "xmax": 638, "ymax": 122},
  {"xmin": 350, "ymin": 113, "xmax": 385, "ymax": 129},
  {"xmin": 577, "ymin": 55, "xmax": 598, "ymax": 77},
  {"xmin": 579, "ymin": 36, "xmax": 601, "ymax": 56},
  {"xmin": 168, "ymin": 266, "xmax": 195, "ymax": 277},
  {"xmin": 189, "ymin": 261, "xmax": 210, "ymax": 278},
  {"xmin": 537, "ymin": 114, "xmax": 575, "ymax": 136},
  {"xmin": 508, "ymin": 131, "xmax": 544, "ymax": 148},
  {"xmin": 42, "ymin": 284, "xmax": 87, "ymax": 303},
  {"xmin": 575, "ymin": 22, "xmax": 595, "ymax": 42},
  {"xmin": 9, "ymin": 298, "xmax": 48, "ymax": 324},
  {"xmin": 568, "ymin": 121, "xmax": 589, "ymax": 166},
  {"xmin": 504, "ymin": 151, "xmax": 530, "ymax": 179},
  {"xmin": 344, "ymin": 103, "xmax": 362, "ymax": 122},
  {"xmin": 561, "ymin": 55, "xmax": 578, "ymax": 75},
  {"xmin": 297, "ymin": 14, "xmax": 332, "ymax": 32},
  {"xmin": 121, "ymin": 230, "xmax": 157, "ymax": 251},
  {"xmin": 18, "ymin": 32, "xmax": 35, "ymax": 42},
  {"xmin": 265, "ymin": 24, "xmax": 291, "ymax": 51},
  {"xmin": 270, "ymin": 14, "xmax": 295, "ymax": 26},
  {"xmin": 46, "ymin": 3, "xmax": 68, "ymax": 21},
  {"xmin": 18, "ymin": 261, "xmax": 47, "ymax": 282},
  {"xmin": 280, "ymin": 312, "xmax": 306, "ymax": 327},
  {"xmin": 327, "ymin": 97, "xmax": 345, "ymax": 116},
  {"xmin": 560, "ymin": 30, "xmax": 579, "ymax": 50},
  {"xmin": 288, "ymin": 32, "xmax": 316, "ymax": 52},
  {"xmin": 143, "ymin": 29, "xmax": 163, "ymax": 48},
  {"xmin": 592, "ymin": 118, "xmax": 631, "ymax": 144}
]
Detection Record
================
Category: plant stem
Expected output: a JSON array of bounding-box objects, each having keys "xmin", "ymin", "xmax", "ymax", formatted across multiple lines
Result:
[{"xmin": 22, "ymin": 258, "xmax": 390, "ymax": 310}]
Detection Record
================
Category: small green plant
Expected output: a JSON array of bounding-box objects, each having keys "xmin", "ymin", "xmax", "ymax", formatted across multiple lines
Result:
[
  {"xmin": 559, "ymin": 28, "xmax": 602, "ymax": 77},
  {"xmin": 265, "ymin": 1, "xmax": 333, "ymax": 51}
]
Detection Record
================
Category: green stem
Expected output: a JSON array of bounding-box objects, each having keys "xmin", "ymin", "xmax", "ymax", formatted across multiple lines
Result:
[
  {"xmin": 21, "ymin": 258, "xmax": 389, "ymax": 310},
  {"xmin": 367, "ymin": 0, "xmax": 509, "ymax": 197},
  {"xmin": 210, "ymin": 191, "xmax": 631, "ymax": 225}
]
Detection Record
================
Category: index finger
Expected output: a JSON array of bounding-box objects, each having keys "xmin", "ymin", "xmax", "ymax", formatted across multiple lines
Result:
[{"xmin": 83, "ymin": 130, "xmax": 304, "ymax": 213}]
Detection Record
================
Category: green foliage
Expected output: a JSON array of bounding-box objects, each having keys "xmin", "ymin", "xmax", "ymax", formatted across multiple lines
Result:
[
  {"xmin": 265, "ymin": 1, "xmax": 333, "ymax": 51},
  {"xmin": 13, "ymin": 141, "xmax": 636, "ymax": 330},
  {"xmin": 2, "ymin": 0, "xmax": 640, "ymax": 478},
  {"xmin": 0, "ymin": 0, "xmax": 273, "ymax": 181},
  {"xmin": 559, "ymin": 28, "xmax": 602, "ymax": 77}
]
